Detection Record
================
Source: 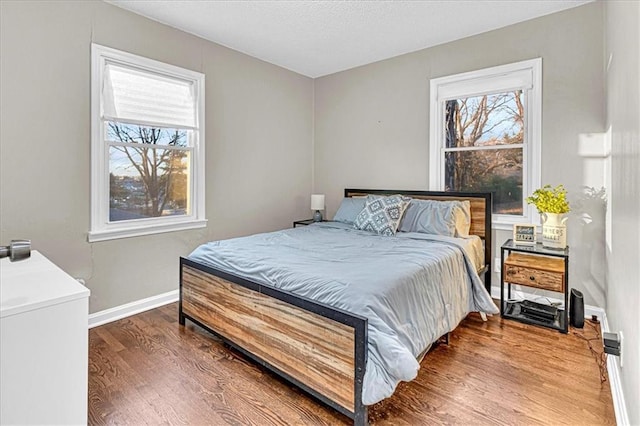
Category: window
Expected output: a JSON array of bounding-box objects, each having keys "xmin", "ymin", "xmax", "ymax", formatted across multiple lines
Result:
[
  {"xmin": 429, "ymin": 59, "xmax": 541, "ymax": 230},
  {"xmin": 90, "ymin": 44, "xmax": 206, "ymax": 241}
]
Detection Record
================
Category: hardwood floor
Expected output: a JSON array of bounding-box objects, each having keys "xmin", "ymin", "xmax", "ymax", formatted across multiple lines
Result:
[{"xmin": 88, "ymin": 303, "xmax": 615, "ymax": 425}]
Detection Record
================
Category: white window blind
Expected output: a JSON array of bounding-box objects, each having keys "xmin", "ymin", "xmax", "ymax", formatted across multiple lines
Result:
[
  {"xmin": 103, "ymin": 62, "xmax": 197, "ymax": 130},
  {"xmin": 435, "ymin": 67, "xmax": 534, "ymax": 101}
]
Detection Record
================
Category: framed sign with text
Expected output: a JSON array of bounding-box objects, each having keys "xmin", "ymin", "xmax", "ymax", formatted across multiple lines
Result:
[{"xmin": 513, "ymin": 224, "xmax": 537, "ymax": 245}]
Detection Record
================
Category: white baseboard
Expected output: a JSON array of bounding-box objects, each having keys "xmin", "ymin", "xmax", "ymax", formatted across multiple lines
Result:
[
  {"xmin": 601, "ymin": 314, "xmax": 630, "ymax": 426},
  {"xmin": 88, "ymin": 290, "xmax": 179, "ymax": 329},
  {"xmin": 489, "ymin": 285, "xmax": 628, "ymax": 425}
]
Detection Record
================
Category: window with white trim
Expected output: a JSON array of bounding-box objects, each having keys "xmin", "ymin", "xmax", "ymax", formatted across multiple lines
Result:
[
  {"xmin": 429, "ymin": 58, "xmax": 541, "ymax": 229},
  {"xmin": 90, "ymin": 44, "xmax": 206, "ymax": 242}
]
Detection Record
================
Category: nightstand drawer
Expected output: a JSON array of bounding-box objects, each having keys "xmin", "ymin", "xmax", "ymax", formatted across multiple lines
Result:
[
  {"xmin": 503, "ymin": 264, "xmax": 564, "ymax": 292},
  {"xmin": 503, "ymin": 252, "xmax": 565, "ymax": 292}
]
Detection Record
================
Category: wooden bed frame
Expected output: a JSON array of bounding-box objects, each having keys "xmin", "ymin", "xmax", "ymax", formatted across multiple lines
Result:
[{"xmin": 179, "ymin": 189, "xmax": 492, "ymax": 425}]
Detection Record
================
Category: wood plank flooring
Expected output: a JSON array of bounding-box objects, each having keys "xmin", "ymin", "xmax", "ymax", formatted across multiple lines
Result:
[{"xmin": 88, "ymin": 303, "xmax": 615, "ymax": 425}]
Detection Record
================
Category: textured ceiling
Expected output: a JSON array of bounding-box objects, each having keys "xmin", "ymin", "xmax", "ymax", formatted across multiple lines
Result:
[{"xmin": 105, "ymin": 0, "xmax": 592, "ymax": 78}]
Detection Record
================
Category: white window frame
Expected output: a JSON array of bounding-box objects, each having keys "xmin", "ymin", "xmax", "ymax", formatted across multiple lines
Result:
[
  {"xmin": 429, "ymin": 58, "xmax": 542, "ymax": 230},
  {"xmin": 89, "ymin": 44, "xmax": 206, "ymax": 242}
]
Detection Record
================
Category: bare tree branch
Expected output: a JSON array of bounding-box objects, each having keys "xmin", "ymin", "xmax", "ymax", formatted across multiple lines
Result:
[{"xmin": 108, "ymin": 122, "xmax": 188, "ymax": 217}]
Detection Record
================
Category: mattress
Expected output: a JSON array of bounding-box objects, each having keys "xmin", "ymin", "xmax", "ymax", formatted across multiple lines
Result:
[{"xmin": 188, "ymin": 221, "xmax": 498, "ymax": 405}]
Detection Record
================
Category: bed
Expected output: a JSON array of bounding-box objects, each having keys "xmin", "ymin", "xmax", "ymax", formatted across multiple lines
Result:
[{"xmin": 179, "ymin": 189, "xmax": 498, "ymax": 425}]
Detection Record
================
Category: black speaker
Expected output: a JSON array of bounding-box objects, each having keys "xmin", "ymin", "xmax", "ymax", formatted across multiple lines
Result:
[{"xmin": 570, "ymin": 288, "xmax": 584, "ymax": 328}]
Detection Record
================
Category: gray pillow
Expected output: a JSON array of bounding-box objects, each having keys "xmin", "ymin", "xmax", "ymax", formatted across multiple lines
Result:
[
  {"xmin": 333, "ymin": 197, "xmax": 367, "ymax": 224},
  {"xmin": 399, "ymin": 199, "xmax": 469, "ymax": 237}
]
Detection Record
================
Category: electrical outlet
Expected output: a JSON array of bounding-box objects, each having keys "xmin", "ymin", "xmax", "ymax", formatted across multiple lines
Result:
[{"xmin": 604, "ymin": 331, "xmax": 624, "ymax": 364}]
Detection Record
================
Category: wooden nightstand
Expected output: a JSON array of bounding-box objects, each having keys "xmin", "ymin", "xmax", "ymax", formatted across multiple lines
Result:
[{"xmin": 500, "ymin": 239, "xmax": 569, "ymax": 333}]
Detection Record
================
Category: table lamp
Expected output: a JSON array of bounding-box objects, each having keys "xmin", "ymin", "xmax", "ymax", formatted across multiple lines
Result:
[{"xmin": 311, "ymin": 194, "xmax": 325, "ymax": 222}]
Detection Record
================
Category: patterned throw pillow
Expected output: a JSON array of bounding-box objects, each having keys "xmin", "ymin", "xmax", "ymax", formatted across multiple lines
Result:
[{"xmin": 354, "ymin": 195, "xmax": 410, "ymax": 236}]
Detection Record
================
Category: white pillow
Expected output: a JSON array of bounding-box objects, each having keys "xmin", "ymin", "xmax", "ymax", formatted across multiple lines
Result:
[{"xmin": 453, "ymin": 200, "xmax": 471, "ymax": 237}]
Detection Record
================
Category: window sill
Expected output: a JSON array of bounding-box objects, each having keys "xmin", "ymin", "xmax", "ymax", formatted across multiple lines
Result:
[
  {"xmin": 492, "ymin": 220, "xmax": 538, "ymax": 232},
  {"xmin": 88, "ymin": 219, "xmax": 207, "ymax": 242}
]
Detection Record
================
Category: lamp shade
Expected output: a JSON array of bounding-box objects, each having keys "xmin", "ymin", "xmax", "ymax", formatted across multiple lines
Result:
[{"xmin": 311, "ymin": 194, "xmax": 325, "ymax": 211}]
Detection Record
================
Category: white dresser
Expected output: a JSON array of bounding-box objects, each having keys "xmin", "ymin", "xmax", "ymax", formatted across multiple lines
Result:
[{"xmin": 1, "ymin": 250, "xmax": 90, "ymax": 425}]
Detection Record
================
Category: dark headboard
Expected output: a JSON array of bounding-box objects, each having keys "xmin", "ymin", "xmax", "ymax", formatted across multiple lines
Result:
[{"xmin": 344, "ymin": 189, "xmax": 493, "ymax": 291}]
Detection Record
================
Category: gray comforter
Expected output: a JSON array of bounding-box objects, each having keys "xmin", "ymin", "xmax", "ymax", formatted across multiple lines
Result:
[{"xmin": 188, "ymin": 222, "xmax": 498, "ymax": 405}]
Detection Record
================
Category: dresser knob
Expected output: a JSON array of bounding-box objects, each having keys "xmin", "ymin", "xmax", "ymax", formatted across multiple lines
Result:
[{"xmin": 529, "ymin": 275, "xmax": 535, "ymax": 281}]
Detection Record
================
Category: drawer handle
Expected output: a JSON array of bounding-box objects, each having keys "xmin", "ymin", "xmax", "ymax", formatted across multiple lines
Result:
[{"xmin": 529, "ymin": 275, "xmax": 536, "ymax": 281}]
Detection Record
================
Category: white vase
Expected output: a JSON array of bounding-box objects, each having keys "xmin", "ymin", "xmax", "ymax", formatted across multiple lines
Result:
[{"xmin": 541, "ymin": 212, "xmax": 568, "ymax": 249}]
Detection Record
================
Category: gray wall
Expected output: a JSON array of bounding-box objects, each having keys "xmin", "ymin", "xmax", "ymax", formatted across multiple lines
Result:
[
  {"xmin": 1, "ymin": 0, "xmax": 636, "ymax": 422},
  {"xmin": 0, "ymin": 1, "xmax": 313, "ymax": 313},
  {"xmin": 314, "ymin": 3, "xmax": 606, "ymax": 307},
  {"xmin": 605, "ymin": 1, "xmax": 640, "ymax": 424}
]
